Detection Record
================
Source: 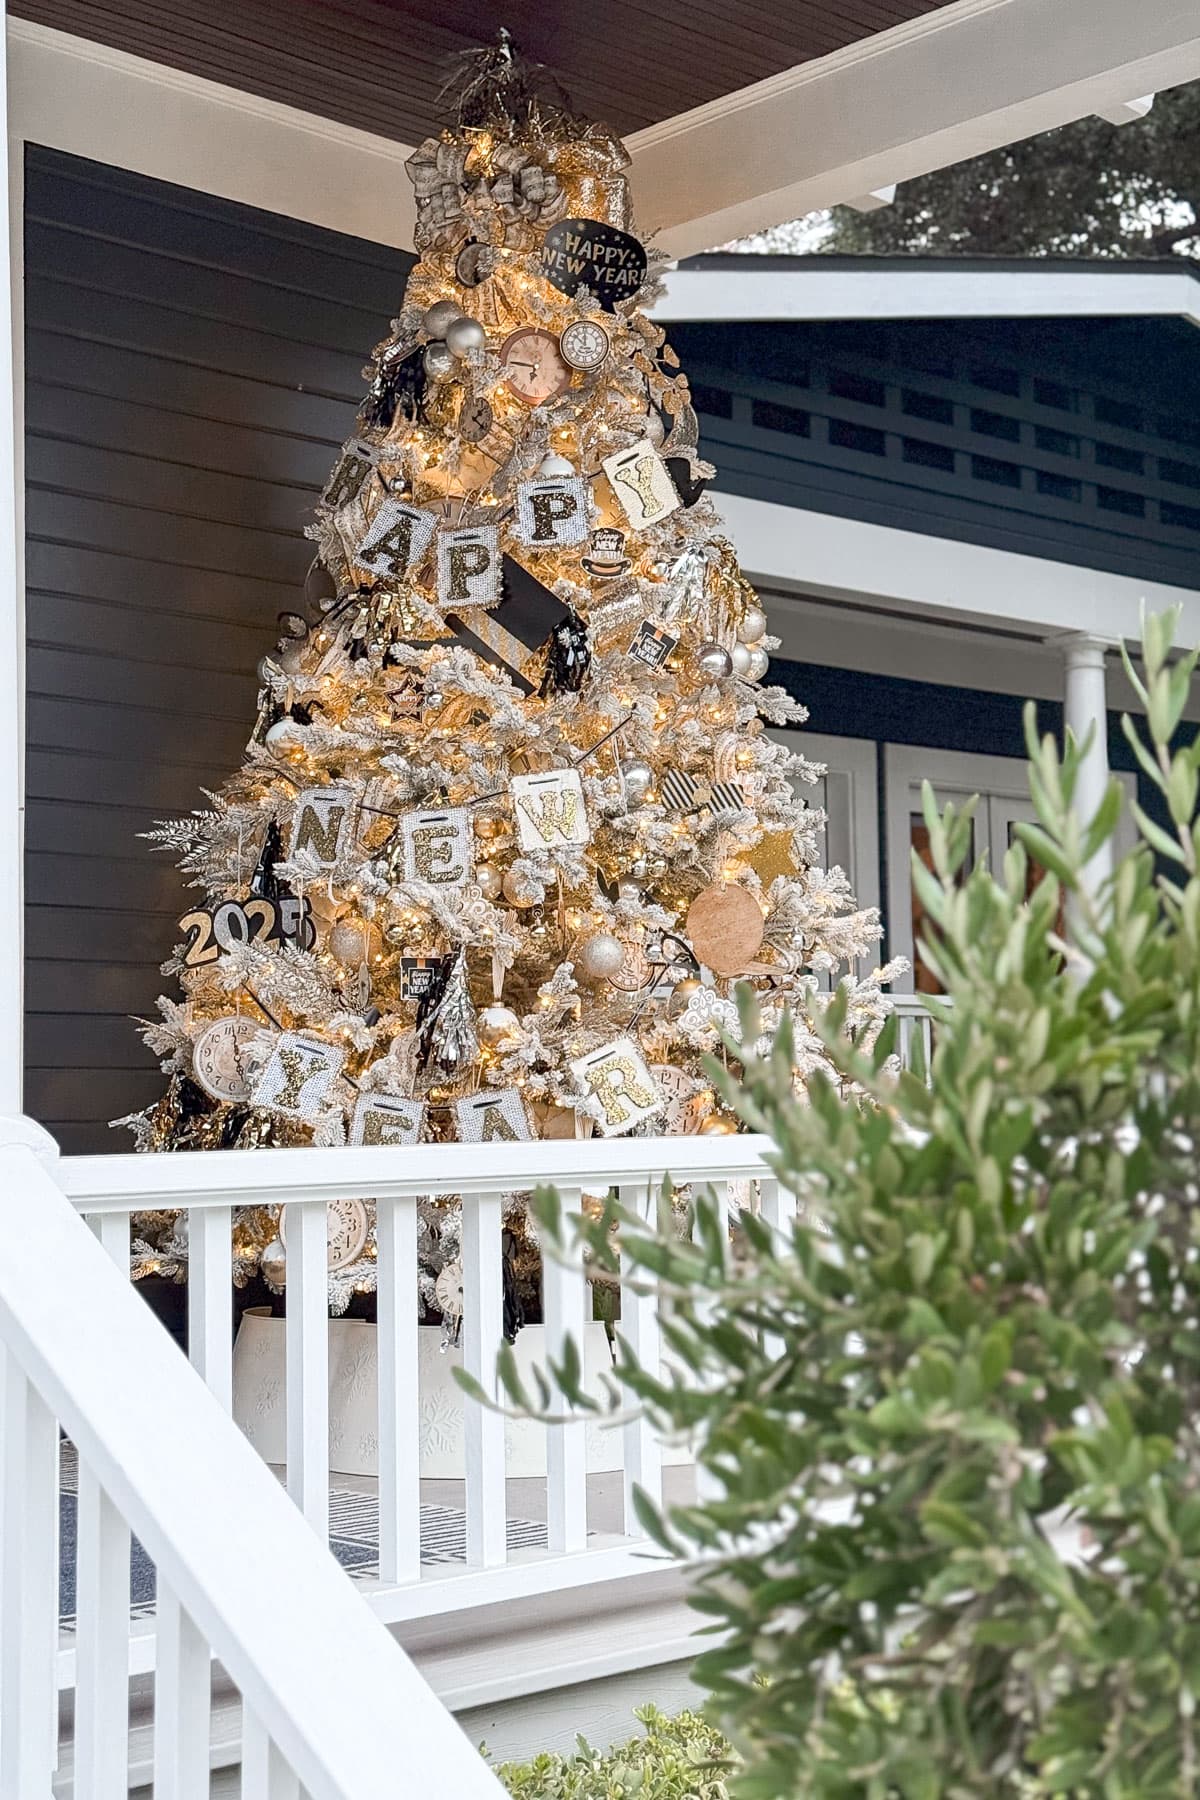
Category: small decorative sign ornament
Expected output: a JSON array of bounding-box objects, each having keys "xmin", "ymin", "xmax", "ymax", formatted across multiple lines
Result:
[
  {"xmin": 349, "ymin": 1091, "xmax": 425, "ymax": 1146},
  {"xmin": 436, "ymin": 524, "xmax": 500, "ymax": 608},
  {"xmin": 601, "ymin": 441, "xmax": 680, "ymax": 531},
  {"xmin": 279, "ymin": 1198, "xmax": 370, "ymax": 1271},
  {"xmin": 355, "ymin": 499, "xmax": 437, "ymax": 579},
  {"xmin": 542, "ymin": 218, "xmax": 648, "ymax": 312},
  {"xmin": 454, "ymin": 1089, "xmax": 532, "ymax": 1143},
  {"xmin": 401, "ymin": 807, "xmax": 472, "ymax": 886},
  {"xmin": 627, "ymin": 620, "xmax": 678, "ymax": 670},
  {"xmin": 514, "ymin": 474, "xmax": 589, "ymax": 549},
  {"xmin": 582, "ymin": 527, "xmax": 630, "ymax": 578},
  {"xmin": 292, "ymin": 787, "xmax": 356, "ymax": 867},
  {"xmin": 251, "ymin": 1031, "xmax": 345, "ymax": 1120},
  {"xmin": 399, "ymin": 955, "xmax": 448, "ymax": 1001},
  {"xmin": 177, "ymin": 895, "xmax": 314, "ymax": 968},
  {"xmin": 511, "ymin": 769, "xmax": 590, "ymax": 851},
  {"xmin": 191, "ymin": 1015, "xmax": 264, "ymax": 1103},
  {"xmin": 322, "ymin": 438, "xmax": 380, "ymax": 511},
  {"xmin": 571, "ymin": 1036, "xmax": 663, "ymax": 1137}
]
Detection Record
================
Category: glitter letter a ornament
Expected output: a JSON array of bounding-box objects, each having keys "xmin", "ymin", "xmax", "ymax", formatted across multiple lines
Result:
[
  {"xmin": 571, "ymin": 1036, "xmax": 663, "ymax": 1136},
  {"xmin": 455, "ymin": 1089, "xmax": 531, "ymax": 1143}
]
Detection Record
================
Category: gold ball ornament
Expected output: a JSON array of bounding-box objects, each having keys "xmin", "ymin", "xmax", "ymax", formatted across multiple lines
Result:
[
  {"xmin": 502, "ymin": 868, "xmax": 538, "ymax": 908},
  {"xmin": 479, "ymin": 1004, "xmax": 521, "ymax": 1046},
  {"xmin": 260, "ymin": 1236, "xmax": 287, "ymax": 1288},
  {"xmin": 476, "ymin": 863, "xmax": 503, "ymax": 901},
  {"xmin": 668, "ymin": 975, "xmax": 703, "ymax": 1018},
  {"xmin": 699, "ymin": 1114, "xmax": 738, "ymax": 1136}
]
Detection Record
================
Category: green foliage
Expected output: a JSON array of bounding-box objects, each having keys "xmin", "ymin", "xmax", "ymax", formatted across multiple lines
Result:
[
  {"xmin": 494, "ymin": 1706, "xmax": 734, "ymax": 1798},
  {"xmin": 509, "ymin": 609, "xmax": 1200, "ymax": 1794},
  {"xmin": 823, "ymin": 82, "xmax": 1200, "ymax": 259}
]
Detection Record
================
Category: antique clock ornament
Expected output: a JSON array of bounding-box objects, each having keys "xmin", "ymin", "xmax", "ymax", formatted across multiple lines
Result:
[
  {"xmin": 500, "ymin": 328, "xmax": 573, "ymax": 408},
  {"xmin": 559, "ymin": 317, "xmax": 611, "ymax": 372},
  {"xmin": 191, "ymin": 1016, "xmax": 265, "ymax": 1104}
]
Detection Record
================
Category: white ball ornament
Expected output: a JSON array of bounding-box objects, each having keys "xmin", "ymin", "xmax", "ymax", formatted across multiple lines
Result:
[
  {"xmin": 265, "ymin": 717, "xmax": 301, "ymax": 749},
  {"xmin": 444, "ymin": 315, "xmax": 487, "ymax": 358},
  {"xmin": 730, "ymin": 642, "xmax": 754, "ymax": 678},
  {"xmin": 695, "ymin": 641, "xmax": 734, "ymax": 679},
  {"xmin": 538, "ymin": 452, "xmax": 576, "ymax": 478},
  {"xmin": 577, "ymin": 931, "xmax": 626, "ymax": 982},
  {"xmin": 737, "ymin": 606, "xmax": 768, "ymax": 645},
  {"xmin": 423, "ymin": 298, "xmax": 462, "ymax": 338},
  {"xmin": 746, "ymin": 647, "xmax": 770, "ymax": 681}
]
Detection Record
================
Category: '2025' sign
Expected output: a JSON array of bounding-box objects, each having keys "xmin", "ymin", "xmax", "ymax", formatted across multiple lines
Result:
[{"xmin": 177, "ymin": 895, "xmax": 314, "ymax": 969}]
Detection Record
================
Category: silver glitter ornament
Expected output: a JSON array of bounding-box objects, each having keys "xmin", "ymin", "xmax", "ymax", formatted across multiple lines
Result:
[
  {"xmin": 444, "ymin": 315, "xmax": 487, "ymax": 358},
  {"xmin": 737, "ymin": 605, "xmax": 767, "ymax": 644},
  {"xmin": 746, "ymin": 647, "xmax": 770, "ymax": 681},
  {"xmin": 730, "ymin": 642, "xmax": 754, "ymax": 678},
  {"xmin": 423, "ymin": 341, "xmax": 455, "ymax": 380},
  {"xmin": 622, "ymin": 758, "xmax": 653, "ymax": 804},
  {"xmin": 423, "ymin": 299, "xmax": 462, "ymax": 338},
  {"xmin": 695, "ymin": 641, "xmax": 734, "ymax": 679},
  {"xmin": 576, "ymin": 931, "xmax": 626, "ymax": 982}
]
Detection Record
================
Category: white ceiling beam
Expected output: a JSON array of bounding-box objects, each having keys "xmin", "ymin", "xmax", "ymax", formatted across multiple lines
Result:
[
  {"xmin": 1095, "ymin": 93, "xmax": 1156, "ymax": 125},
  {"xmin": 654, "ymin": 265, "xmax": 1200, "ymax": 328},
  {"xmin": 629, "ymin": 0, "xmax": 1200, "ymax": 257}
]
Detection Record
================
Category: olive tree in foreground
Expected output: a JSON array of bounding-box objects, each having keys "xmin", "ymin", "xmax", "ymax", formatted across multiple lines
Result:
[{"xmin": 504, "ymin": 611, "xmax": 1200, "ymax": 1796}]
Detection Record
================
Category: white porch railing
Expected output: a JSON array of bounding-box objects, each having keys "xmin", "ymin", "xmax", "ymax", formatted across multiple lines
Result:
[{"xmin": 0, "ymin": 1121, "xmax": 508, "ymax": 1799}]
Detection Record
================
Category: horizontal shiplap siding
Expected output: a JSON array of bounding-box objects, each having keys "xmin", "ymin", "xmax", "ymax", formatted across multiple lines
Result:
[{"xmin": 23, "ymin": 146, "xmax": 413, "ymax": 1151}]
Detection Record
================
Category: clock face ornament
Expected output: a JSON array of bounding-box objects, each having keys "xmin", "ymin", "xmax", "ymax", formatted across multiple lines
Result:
[
  {"xmin": 191, "ymin": 1015, "xmax": 265, "ymax": 1103},
  {"xmin": 500, "ymin": 328, "xmax": 572, "ymax": 407},
  {"xmin": 279, "ymin": 1198, "xmax": 370, "ymax": 1272},
  {"xmin": 559, "ymin": 318, "xmax": 611, "ymax": 372}
]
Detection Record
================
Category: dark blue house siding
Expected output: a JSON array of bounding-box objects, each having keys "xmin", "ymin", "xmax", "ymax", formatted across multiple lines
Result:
[{"xmin": 671, "ymin": 311, "xmax": 1200, "ymax": 590}]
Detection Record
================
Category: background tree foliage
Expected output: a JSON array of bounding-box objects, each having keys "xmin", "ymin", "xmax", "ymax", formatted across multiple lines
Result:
[
  {"xmin": 819, "ymin": 80, "xmax": 1200, "ymax": 259},
  {"xmin": 496, "ymin": 609, "xmax": 1200, "ymax": 1795}
]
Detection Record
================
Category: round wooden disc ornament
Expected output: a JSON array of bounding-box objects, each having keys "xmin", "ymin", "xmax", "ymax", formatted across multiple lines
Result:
[
  {"xmin": 685, "ymin": 882, "xmax": 765, "ymax": 977},
  {"xmin": 191, "ymin": 1016, "xmax": 264, "ymax": 1103},
  {"xmin": 279, "ymin": 1198, "xmax": 370, "ymax": 1272}
]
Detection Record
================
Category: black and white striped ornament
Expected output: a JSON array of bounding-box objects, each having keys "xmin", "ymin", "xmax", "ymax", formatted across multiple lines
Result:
[{"xmin": 659, "ymin": 769, "xmax": 744, "ymax": 816}]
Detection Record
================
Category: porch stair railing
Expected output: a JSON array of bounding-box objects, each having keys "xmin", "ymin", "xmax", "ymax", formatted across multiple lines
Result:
[{"xmin": 0, "ymin": 1118, "xmax": 508, "ymax": 1798}]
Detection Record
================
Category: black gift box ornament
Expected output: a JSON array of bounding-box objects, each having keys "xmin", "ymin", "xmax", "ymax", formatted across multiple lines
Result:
[{"xmin": 448, "ymin": 556, "xmax": 581, "ymax": 696}]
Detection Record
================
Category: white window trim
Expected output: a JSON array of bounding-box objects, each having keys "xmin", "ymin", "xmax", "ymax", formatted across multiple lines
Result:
[{"xmin": 884, "ymin": 743, "xmax": 1137, "ymax": 990}]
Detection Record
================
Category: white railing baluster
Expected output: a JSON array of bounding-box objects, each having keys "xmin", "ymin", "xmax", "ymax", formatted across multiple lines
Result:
[
  {"xmin": 0, "ymin": 1358, "xmax": 59, "ymax": 1795},
  {"xmin": 74, "ymin": 1465, "xmax": 130, "ymax": 1799},
  {"xmin": 189, "ymin": 1205, "xmax": 233, "ymax": 1411},
  {"xmin": 544, "ymin": 1185, "xmax": 588, "ymax": 1554},
  {"xmin": 462, "ymin": 1190, "xmax": 506, "ymax": 1568},
  {"xmin": 153, "ymin": 1579, "xmax": 210, "ymax": 1800},
  {"xmin": 242, "ymin": 1709, "xmax": 301, "ymax": 1799},
  {"xmin": 758, "ymin": 1177, "xmax": 796, "ymax": 1365},
  {"xmin": 692, "ymin": 1181, "xmax": 725, "ymax": 1504},
  {"xmin": 376, "ymin": 1193, "xmax": 421, "ymax": 1585},
  {"xmin": 618, "ymin": 1181, "xmax": 662, "ymax": 1535},
  {"xmin": 286, "ymin": 1201, "xmax": 329, "ymax": 1542}
]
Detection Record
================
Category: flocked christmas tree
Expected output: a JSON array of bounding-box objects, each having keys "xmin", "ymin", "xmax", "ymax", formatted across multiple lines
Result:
[{"xmin": 120, "ymin": 38, "xmax": 894, "ymax": 1321}]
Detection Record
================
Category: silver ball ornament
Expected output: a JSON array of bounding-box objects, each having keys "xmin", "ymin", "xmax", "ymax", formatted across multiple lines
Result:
[
  {"xmin": 737, "ymin": 605, "xmax": 768, "ymax": 644},
  {"xmin": 476, "ymin": 863, "xmax": 502, "ymax": 901},
  {"xmin": 622, "ymin": 758, "xmax": 654, "ymax": 804},
  {"xmin": 695, "ymin": 641, "xmax": 734, "ymax": 679},
  {"xmin": 730, "ymin": 642, "xmax": 754, "ymax": 678},
  {"xmin": 444, "ymin": 315, "xmax": 487, "ymax": 358},
  {"xmin": 329, "ymin": 918, "xmax": 381, "ymax": 965},
  {"xmin": 746, "ymin": 647, "xmax": 770, "ymax": 681},
  {"xmin": 423, "ymin": 341, "xmax": 455, "ymax": 380},
  {"xmin": 616, "ymin": 878, "xmax": 644, "ymax": 905},
  {"xmin": 423, "ymin": 298, "xmax": 463, "ymax": 339},
  {"xmin": 577, "ymin": 931, "xmax": 626, "ymax": 982},
  {"xmin": 260, "ymin": 1237, "xmax": 287, "ymax": 1289},
  {"xmin": 479, "ymin": 1003, "xmax": 521, "ymax": 1046}
]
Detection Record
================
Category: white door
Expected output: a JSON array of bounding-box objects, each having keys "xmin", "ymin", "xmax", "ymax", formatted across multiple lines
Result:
[
  {"xmin": 884, "ymin": 745, "xmax": 1136, "ymax": 993},
  {"xmin": 768, "ymin": 730, "xmax": 879, "ymax": 978}
]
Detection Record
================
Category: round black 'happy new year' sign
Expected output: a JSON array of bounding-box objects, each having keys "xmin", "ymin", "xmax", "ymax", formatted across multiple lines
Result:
[{"xmin": 542, "ymin": 218, "xmax": 647, "ymax": 312}]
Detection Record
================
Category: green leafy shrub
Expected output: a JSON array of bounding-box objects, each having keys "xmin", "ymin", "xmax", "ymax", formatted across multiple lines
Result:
[
  {"xmin": 503, "ymin": 611, "xmax": 1200, "ymax": 1795},
  {"xmin": 494, "ymin": 1706, "xmax": 734, "ymax": 1798}
]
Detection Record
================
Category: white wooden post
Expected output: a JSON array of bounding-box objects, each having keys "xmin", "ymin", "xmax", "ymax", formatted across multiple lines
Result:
[
  {"xmin": 189, "ymin": 1206, "xmax": 233, "ymax": 1412},
  {"xmin": 1060, "ymin": 632, "xmax": 1114, "ymax": 918},
  {"xmin": 153, "ymin": 1581, "xmax": 211, "ymax": 1800},
  {"xmin": 286, "ymin": 1202, "xmax": 329, "ymax": 1542},
  {"xmin": 618, "ymin": 1181, "xmax": 662, "ymax": 1536},
  {"xmin": 0, "ymin": 1361, "xmax": 58, "ymax": 1797},
  {"xmin": 543, "ymin": 1186, "xmax": 588, "ymax": 1554},
  {"xmin": 375, "ymin": 1194, "xmax": 420, "ymax": 1584},
  {"xmin": 461, "ymin": 1191, "xmax": 506, "ymax": 1568},
  {"xmin": 0, "ymin": 0, "xmax": 24, "ymax": 1117}
]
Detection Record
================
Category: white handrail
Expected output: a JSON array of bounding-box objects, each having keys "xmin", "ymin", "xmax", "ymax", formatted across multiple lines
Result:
[
  {"xmin": 56, "ymin": 1133, "xmax": 779, "ymax": 1211},
  {"xmin": 0, "ymin": 1135, "xmax": 504, "ymax": 1797}
]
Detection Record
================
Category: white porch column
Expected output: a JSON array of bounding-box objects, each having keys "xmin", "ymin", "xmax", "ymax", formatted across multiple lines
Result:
[
  {"xmin": 0, "ymin": 0, "xmax": 23, "ymax": 1115},
  {"xmin": 1060, "ymin": 633, "xmax": 1115, "ymax": 911}
]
